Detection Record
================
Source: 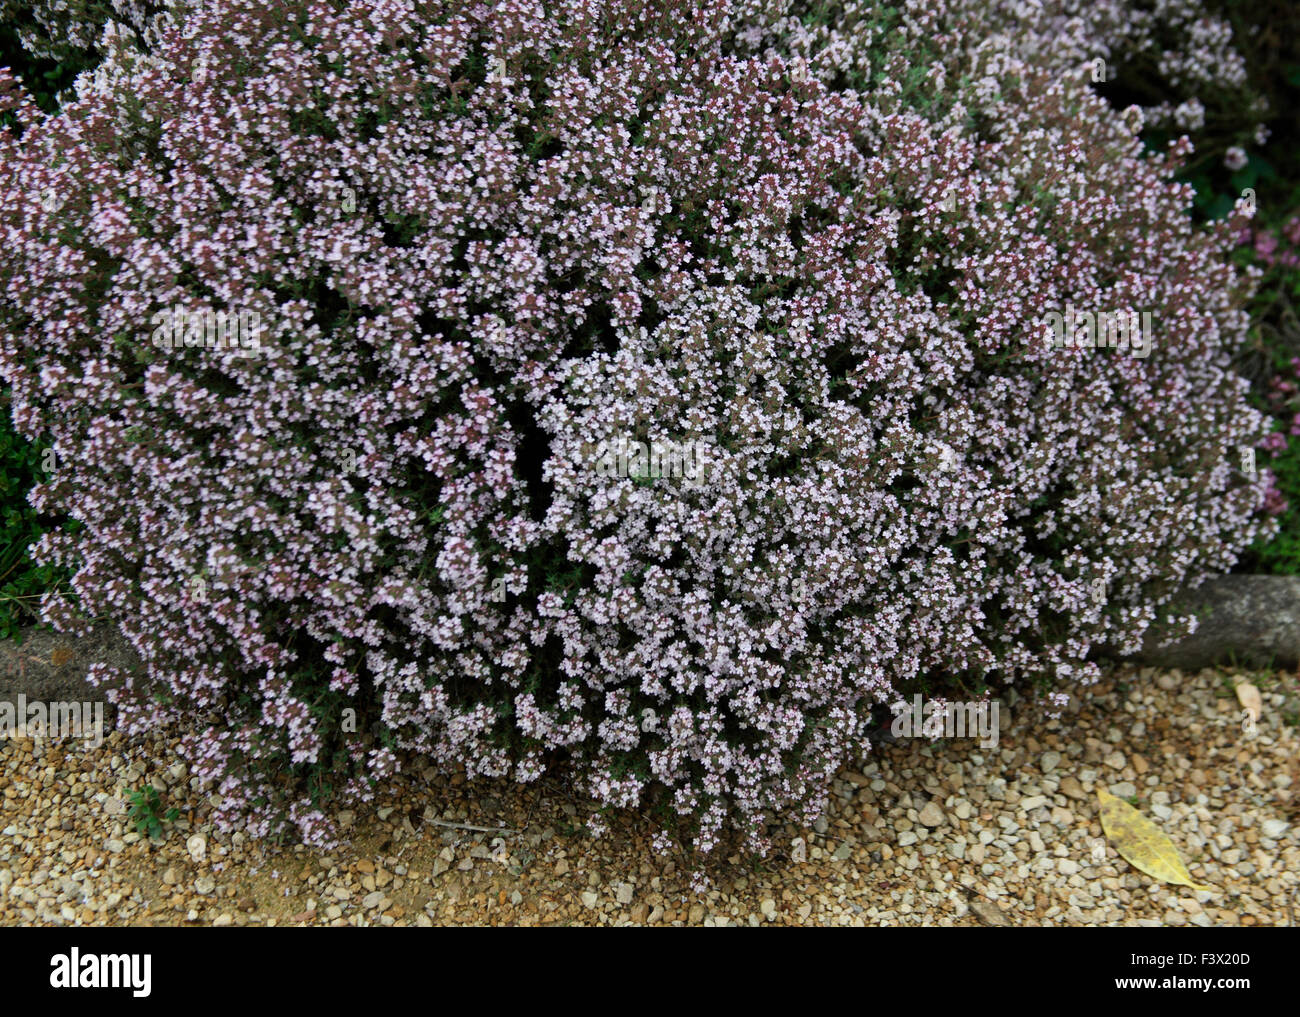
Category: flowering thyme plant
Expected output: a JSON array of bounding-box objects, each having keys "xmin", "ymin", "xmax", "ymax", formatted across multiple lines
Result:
[
  {"xmin": 0, "ymin": 0, "xmax": 1275, "ymax": 853},
  {"xmin": 0, "ymin": 0, "xmax": 164, "ymax": 62}
]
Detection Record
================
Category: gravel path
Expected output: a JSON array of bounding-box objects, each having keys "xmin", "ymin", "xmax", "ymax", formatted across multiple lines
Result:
[{"xmin": 2, "ymin": 663, "xmax": 1297, "ymax": 926}]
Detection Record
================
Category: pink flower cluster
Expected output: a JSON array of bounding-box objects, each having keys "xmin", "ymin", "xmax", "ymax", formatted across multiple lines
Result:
[
  {"xmin": 1256, "ymin": 356, "xmax": 1300, "ymax": 517},
  {"xmin": 0, "ymin": 0, "xmax": 164, "ymax": 60},
  {"xmin": 986, "ymin": 0, "xmax": 1255, "ymax": 119},
  {"xmin": 957, "ymin": 1, "xmax": 1265, "ymax": 153},
  {"xmin": 1240, "ymin": 216, "xmax": 1300, "ymax": 270},
  {"xmin": 0, "ymin": 0, "xmax": 1275, "ymax": 853},
  {"xmin": 1264, "ymin": 360, "xmax": 1300, "ymax": 436}
]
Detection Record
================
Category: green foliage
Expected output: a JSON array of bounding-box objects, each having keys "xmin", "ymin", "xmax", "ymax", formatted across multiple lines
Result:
[
  {"xmin": 1233, "ymin": 159, "xmax": 1300, "ymax": 574},
  {"xmin": 0, "ymin": 10, "xmax": 95, "ymax": 120},
  {"xmin": 1258, "ymin": 441, "xmax": 1300, "ymax": 573},
  {"xmin": 0, "ymin": 395, "xmax": 71, "ymax": 640},
  {"xmin": 1174, "ymin": 3, "xmax": 1300, "ymax": 573},
  {"xmin": 125, "ymin": 784, "xmax": 180, "ymax": 839}
]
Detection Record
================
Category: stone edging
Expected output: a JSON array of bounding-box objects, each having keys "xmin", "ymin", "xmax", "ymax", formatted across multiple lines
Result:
[{"xmin": 1133, "ymin": 574, "xmax": 1300, "ymax": 670}]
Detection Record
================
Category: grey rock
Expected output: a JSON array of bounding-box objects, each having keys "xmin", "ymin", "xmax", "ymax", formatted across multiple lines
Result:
[
  {"xmin": 0, "ymin": 622, "xmax": 131, "ymax": 723},
  {"xmin": 1133, "ymin": 575, "xmax": 1300, "ymax": 669}
]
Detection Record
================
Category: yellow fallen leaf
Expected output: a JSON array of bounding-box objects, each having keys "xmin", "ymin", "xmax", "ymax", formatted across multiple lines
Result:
[
  {"xmin": 1234, "ymin": 680, "xmax": 1262, "ymax": 723},
  {"xmin": 1097, "ymin": 789, "xmax": 1212, "ymax": 892}
]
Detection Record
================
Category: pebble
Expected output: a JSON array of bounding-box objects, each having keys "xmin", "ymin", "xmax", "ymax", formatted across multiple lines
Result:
[
  {"xmin": 969, "ymin": 900, "xmax": 1006, "ymax": 926},
  {"xmin": 1261, "ymin": 819, "xmax": 1289, "ymax": 838},
  {"xmin": 1059, "ymin": 776, "xmax": 1086, "ymax": 800}
]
